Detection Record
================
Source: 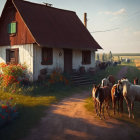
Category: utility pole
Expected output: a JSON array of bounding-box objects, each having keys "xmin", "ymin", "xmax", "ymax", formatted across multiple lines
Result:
[{"xmin": 84, "ymin": 13, "xmax": 87, "ymax": 28}]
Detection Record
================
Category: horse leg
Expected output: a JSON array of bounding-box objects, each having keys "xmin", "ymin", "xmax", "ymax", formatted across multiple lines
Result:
[
  {"xmin": 124, "ymin": 97, "xmax": 131, "ymax": 118},
  {"xmin": 113, "ymin": 99, "xmax": 116, "ymax": 115},
  {"xmin": 95, "ymin": 100, "xmax": 99, "ymax": 116},
  {"xmin": 118, "ymin": 98, "xmax": 120, "ymax": 114},
  {"xmin": 94, "ymin": 100, "xmax": 97, "ymax": 115},
  {"xmin": 102, "ymin": 103, "xmax": 105, "ymax": 119},
  {"xmin": 120, "ymin": 97, "xmax": 123, "ymax": 114},
  {"xmin": 99, "ymin": 102, "xmax": 102, "ymax": 119},
  {"xmin": 131, "ymin": 101, "xmax": 134, "ymax": 119},
  {"xmin": 106, "ymin": 102, "xmax": 110, "ymax": 117}
]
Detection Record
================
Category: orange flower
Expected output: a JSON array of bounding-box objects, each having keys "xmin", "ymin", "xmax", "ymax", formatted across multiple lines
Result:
[
  {"xmin": 65, "ymin": 79, "xmax": 69, "ymax": 85},
  {"xmin": 59, "ymin": 76, "xmax": 63, "ymax": 81}
]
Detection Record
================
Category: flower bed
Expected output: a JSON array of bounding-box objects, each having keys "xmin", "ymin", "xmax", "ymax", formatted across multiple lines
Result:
[
  {"xmin": 0, "ymin": 98, "xmax": 18, "ymax": 128},
  {"xmin": 47, "ymin": 69, "xmax": 69, "ymax": 86},
  {"xmin": 0, "ymin": 63, "xmax": 27, "ymax": 92}
]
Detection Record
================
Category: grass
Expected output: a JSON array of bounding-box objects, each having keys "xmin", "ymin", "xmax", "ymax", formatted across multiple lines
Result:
[
  {"xmin": 85, "ymin": 62, "xmax": 140, "ymax": 135},
  {"xmin": 0, "ymin": 83, "xmax": 87, "ymax": 140},
  {"xmin": 87, "ymin": 65, "xmax": 123, "ymax": 85}
]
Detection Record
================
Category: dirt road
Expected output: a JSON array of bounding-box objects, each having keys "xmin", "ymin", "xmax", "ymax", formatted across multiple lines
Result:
[{"xmin": 22, "ymin": 66, "xmax": 140, "ymax": 140}]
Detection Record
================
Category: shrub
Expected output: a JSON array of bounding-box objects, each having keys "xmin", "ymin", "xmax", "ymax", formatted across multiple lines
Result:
[
  {"xmin": 0, "ymin": 97, "xmax": 18, "ymax": 127},
  {"xmin": 48, "ymin": 69, "xmax": 69, "ymax": 86},
  {"xmin": 0, "ymin": 63, "xmax": 27, "ymax": 91}
]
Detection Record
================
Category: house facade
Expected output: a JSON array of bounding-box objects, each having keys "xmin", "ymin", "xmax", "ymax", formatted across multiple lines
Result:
[{"xmin": 0, "ymin": 0, "xmax": 102, "ymax": 81}]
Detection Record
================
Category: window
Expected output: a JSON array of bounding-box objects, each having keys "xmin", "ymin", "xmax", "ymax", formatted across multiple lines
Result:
[
  {"xmin": 41, "ymin": 48, "xmax": 53, "ymax": 65},
  {"xmin": 6, "ymin": 48, "xmax": 19, "ymax": 64},
  {"xmin": 8, "ymin": 22, "xmax": 17, "ymax": 35},
  {"xmin": 82, "ymin": 50, "xmax": 91, "ymax": 65}
]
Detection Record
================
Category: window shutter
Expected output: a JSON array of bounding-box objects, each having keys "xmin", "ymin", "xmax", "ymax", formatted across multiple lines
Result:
[
  {"xmin": 15, "ymin": 48, "xmax": 19, "ymax": 64},
  {"xmin": 8, "ymin": 24, "xmax": 11, "ymax": 34},
  {"xmin": 48, "ymin": 48, "xmax": 53, "ymax": 65},
  {"xmin": 8, "ymin": 22, "xmax": 16, "ymax": 34},
  {"xmin": 11, "ymin": 22, "xmax": 16, "ymax": 34},
  {"xmin": 6, "ymin": 49, "xmax": 10, "ymax": 63}
]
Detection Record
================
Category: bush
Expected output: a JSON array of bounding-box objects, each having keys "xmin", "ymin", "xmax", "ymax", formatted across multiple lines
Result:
[
  {"xmin": 47, "ymin": 69, "xmax": 69, "ymax": 86},
  {"xmin": 0, "ymin": 63, "xmax": 27, "ymax": 91},
  {"xmin": 0, "ymin": 97, "xmax": 18, "ymax": 127}
]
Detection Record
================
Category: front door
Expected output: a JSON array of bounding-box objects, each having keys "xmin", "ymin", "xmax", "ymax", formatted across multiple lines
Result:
[{"xmin": 64, "ymin": 49, "xmax": 72, "ymax": 73}]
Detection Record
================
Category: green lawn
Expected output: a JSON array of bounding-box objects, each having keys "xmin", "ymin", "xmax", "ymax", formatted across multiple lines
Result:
[{"xmin": 87, "ymin": 65, "xmax": 123, "ymax": 86}]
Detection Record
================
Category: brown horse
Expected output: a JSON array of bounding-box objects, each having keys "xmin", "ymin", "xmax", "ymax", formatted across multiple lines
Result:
[
  {"xmin": 111, "ymin": 84, "xmax": 123, "ymax": 115},
  {"xmin": 92, "ymin": 84, "xmax": 111, "ymax": 119},
  {"xmin": 107, "ymin": 75, "xmax": 115, "ymax": 86}
]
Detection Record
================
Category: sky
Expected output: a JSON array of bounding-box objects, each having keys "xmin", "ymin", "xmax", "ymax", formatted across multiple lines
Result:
[{"xmin": 0, "ymin": 0, "xmax": 140, "ymax": 53}]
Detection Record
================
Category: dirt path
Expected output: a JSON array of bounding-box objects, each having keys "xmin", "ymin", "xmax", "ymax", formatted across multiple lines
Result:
[{"xmin": 21, "ymin": 66, "xmax": 140, "ymax": 140}]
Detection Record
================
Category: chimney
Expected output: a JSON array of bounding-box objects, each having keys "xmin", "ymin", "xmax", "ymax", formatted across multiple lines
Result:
[
  {"xmin": 43, "ymin": 2, "xmax": 53, "ymax": 7},
  {"xmin": 84, "ymin": 13, "xmax": 87, "ymax": 28}
]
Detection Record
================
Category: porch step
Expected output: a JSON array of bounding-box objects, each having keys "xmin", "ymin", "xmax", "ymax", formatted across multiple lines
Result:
[{"xmin": 71, "ymin": 73, "xmax": 94, "ymax": 86}]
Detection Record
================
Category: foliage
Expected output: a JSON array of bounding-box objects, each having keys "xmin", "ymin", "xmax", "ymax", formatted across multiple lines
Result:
[
  {"xmin": 118, "ymin": 56, "xmax": 120, "ymax": 62},
  {"xmin": 96, "ymin": 53, "xmax": 100, "ymax": 61},
  {"xmin": 108, "ymin": 51, "xmax": 113, "ymax": 61},
  {"xmin": 0, "ymin": 63, "xmax": 27, "ymax": 90},
  {"xmin": 47, "ymin": 69, "xmax": 69, "ymax": 86},
  {"xmin": 0, "ymin": 97, "xmax": 18, "ymax": 127},
  {"xmin": 102, "ymin": 53, "xmax": 105, "ymax": 62}
]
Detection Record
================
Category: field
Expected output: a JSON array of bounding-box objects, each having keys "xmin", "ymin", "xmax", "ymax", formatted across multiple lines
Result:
[
  {"xmin": 114, "ymin": 55, "xmax": 140, "ymax": 61},
  {"xmin": 96, "ymin": 53, "xmax": 140, "ymax": 62},
  {"xmin": 134, "ymin": 59, "xmax": 140, "ymax": 69}
]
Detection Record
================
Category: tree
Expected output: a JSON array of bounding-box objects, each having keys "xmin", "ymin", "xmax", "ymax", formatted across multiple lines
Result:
[
  {"xmin": 102, "ymin": 53, "xmax": 105, "ymax": 62},
  {"xmin": 118, "ymin": 56, "xmax": 120, "ymax": 62},
  {"xmin": 108, "ymin": 51, "xmax": 113, "ymax": 61},
  {"xmin": 97, "ymin": 53, "xmax": 100, "ymax": 61}
]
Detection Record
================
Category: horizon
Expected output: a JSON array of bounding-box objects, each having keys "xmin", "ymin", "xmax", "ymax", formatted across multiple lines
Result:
[{"xmin": 0, "ymin": 0, "xmax": 140, "ymax": 53}]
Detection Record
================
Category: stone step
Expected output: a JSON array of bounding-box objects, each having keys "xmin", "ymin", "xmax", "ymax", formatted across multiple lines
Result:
[
  {"xmin": 71, "ymin": 73, "xmax": 95, "ymax": 86},
  {"xmin": 72, "ymin": 78, "xmax": 94, "ymax": 83},
  {"xmin": 73, "ymin": 81, "xmax": 94, "ymax": 86},
  {"xmin": 71, "ymin": 77, "xmax": 88, "ymax": 81}
]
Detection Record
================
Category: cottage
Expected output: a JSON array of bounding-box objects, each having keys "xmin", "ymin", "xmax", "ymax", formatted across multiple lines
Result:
[{"xmin": 0, "ymin": 0, "xmax": 102, "ymax": 81}]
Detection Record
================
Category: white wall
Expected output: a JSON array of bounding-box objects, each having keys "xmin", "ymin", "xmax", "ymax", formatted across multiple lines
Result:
[
  {"xmin": 72, "ymin": 49, "xmax": 95, "ymax": 71},
  {"xmin": 33, "ymin": 44, "xmax": 64, "ymax": 81},
  {"xmin": 33, "ymin": 45, "xmax": 96, "ymax": 81},
  {"xmin": 0, "ymin": 44, "xmax": 96, "ymax": 81},
  {"xmin": 0, "ymin": 44, "xmax": 34, "ymax": 81}
]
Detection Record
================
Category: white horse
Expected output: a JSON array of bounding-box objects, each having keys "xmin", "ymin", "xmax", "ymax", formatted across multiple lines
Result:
[
  {"xmin": 101, "ymin": 78, "xmax": 109, "ymax": 87},
  {"xmin": 118, "ymin": 79, "xmax": 140, "ymax": 119}
]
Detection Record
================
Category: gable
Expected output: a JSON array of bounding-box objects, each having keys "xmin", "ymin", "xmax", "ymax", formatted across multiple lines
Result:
[{"xmin": 0, "ymin": 0, "xmax": 35, "ymax": 46}]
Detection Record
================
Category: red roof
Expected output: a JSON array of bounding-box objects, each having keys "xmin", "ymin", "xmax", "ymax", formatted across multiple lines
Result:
[{"xmin": 12, "ymin": 0, "xmax": 102, "ymax": 49}]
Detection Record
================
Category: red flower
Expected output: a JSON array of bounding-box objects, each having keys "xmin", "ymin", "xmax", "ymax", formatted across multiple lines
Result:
[{"xmin": 2, "ymin": 105, "xmax": 8, "ymax": 109}]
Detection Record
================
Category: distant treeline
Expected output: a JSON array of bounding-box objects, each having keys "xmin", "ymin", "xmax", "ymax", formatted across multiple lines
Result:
[{"xmin": 113, "ymin": 53, "xmax": 140, "ymax": 56}]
